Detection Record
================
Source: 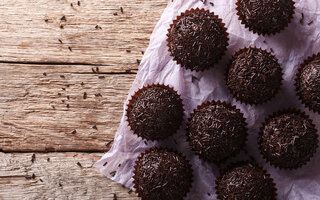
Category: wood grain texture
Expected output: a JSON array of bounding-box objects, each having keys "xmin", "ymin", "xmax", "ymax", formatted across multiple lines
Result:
[
  {"xmin": 0, "ymin": 64, "xmax": 135, "ymax": 152},
  {"xmin": 0, "ymin": 0, "xmax": 167, "ymax": 71},
  {"xmin": 0, "ymin": 152, "xmax": 139, "ymax": 200}
]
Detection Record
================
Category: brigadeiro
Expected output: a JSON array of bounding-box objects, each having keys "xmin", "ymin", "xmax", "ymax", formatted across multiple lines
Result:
[
  {"xmin": 167, "ymin": 8, "xmax": 229, "ymax": 71},
  {"xmin": 187, "ymin": 100, "xmax": 247, "ymax": 163},
  {"xmin": 133, "ymin": 147, "xmax": 193, "ymax": 200},
  {"xmin": 236, "ymin": 0, "xmax": 295, "ymax": 35},
  {"xmin": 226, "ymin": 47, "xmax": 283, "ymax": 105},
  {"xmin": 126, "ymin": 84, "xmax": 184, "ymax": 141},
  {"xmin": 216, "ymin": 162, "xmax": 277, "ymax": 200},
  {"xmin": 258, "ymin": 109, "xmax": 319, "ymax": 169},
  {"xmin": 295, "ymin": 53, "xmax": 320, "ymax": 113}
]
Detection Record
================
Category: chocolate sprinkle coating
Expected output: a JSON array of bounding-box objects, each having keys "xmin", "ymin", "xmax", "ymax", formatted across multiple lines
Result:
[
  {"xmin": 216, "ymin": 162, "xmax": 277, "ymax": 200},
  {"xmin": 296, "ymin": 53, "xmax": 320, "ymax": 113},
  {"xmin": 226, "ymin": 47, "xmax": 282, "ymax": 105},
  {"xmin": 133, "ymin": 148, "xmax": 193, "ymax": 200},
  {"xmin": 236, "ymin": 0, "xmax": 295, "ymax": 35},
  {"xmin": 126, "ymin": 85, "xmax": 184, "ymax": 141},
  {"xmin": 258, "ymin": 110, "xmax": 318, "ymax": 169},
  {"xmin": 167, "ymin": 8, "xmax": 228, "ymax": 71},
  {"xmin": 187, "ymin": 101, "xmax": 247, "ymax": 163}
]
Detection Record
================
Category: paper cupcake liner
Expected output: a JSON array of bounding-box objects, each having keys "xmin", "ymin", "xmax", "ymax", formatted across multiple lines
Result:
[
  {"xmin": 258, "ymin": 108, "xmax": 319, "ymax": 170},
  {"xmin": 133, "ymin": 147, "xmax": 193, "ymax": 200},
  {"xmin": 166, "ymin": 8, "xmax": 229, "ymax": 72},
  {"xmin": 235, "ymin": 0, "xmax": 295, "ymax": 35},
  {"xmin": 186, "ymin": 100, "xmax": 248, "ymax": 164},
  {"xmin": 215, "ymin": 161, "xmax": 277, "ymax": 200},
  {"xmin": 225, "ymin": 47, "xmax": 284, "ymax": 105},
  {"xmin": 295, "ymin": 52, "xmax": 320, "ymax": 114},
  {"xmin": 125, "ymin": 84, "xmax": 185, "ymax": 141}
]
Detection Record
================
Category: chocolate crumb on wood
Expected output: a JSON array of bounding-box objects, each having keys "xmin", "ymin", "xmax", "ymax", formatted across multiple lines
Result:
[
  {"xmin": 71, "ymin": 130, "xmax": 77, "ymax": 134},
  {"xmin": 31, "ymin": 154, "xmax": 36, "ymax": 163},
  {"xmin": 98, "ymin": 76, "xmax": 105, "ymax": 79},
  {"xmin": 120, "ymin": 7, "xmax": 123, "ymax": 13},
  {"xmin": 66, "ymin": 104, "xmax": 70, "ymax": 108},
  {"xmin": 60, "ymin": 75, "xmax": 65, "ymax": 78},
  {"xmin": 58, "ymin": 39, "xmax": 63, "ymax": 44},
  {"xmin": 43, "ymin": 72, "xmax": 47, "ymax": 76},
  {"xmin": 81, "ymin": 82, "xmax": 84, "ymax": 86},
  {"xmin": 47, "ymin": 158, "xmax": 50, "ymax": 162},
  {"xmin": 68, "ymin": 46, "xmax": 72, "ymax": 52},
  {"xmin": 210, "ymin": 2, "xmax": 214, "ymax": 6},
  {"xmin": 32, "ymin": 173, "xmax": 36, "ymax": 179},
  {"xmin": 60, "ymin": 25, "xmax": 64, "ymax": 29},
  {"xmin": 77, "ymin": 1, "xmax": 80, "ymax": 6},
  {"xmin": 39, "ymin": 179, "xmax": 43, "ymax": 182},
  {"xmin": 103, "ymin": 162, "xmax": 108, "ymax": 166},
  {"xmin": 113, "ymin": 12, "xmax": 118, "ymax": 16},
  {"xmin": 92, "ymin": 125, "xmax": 97, "ymax": 130},
  {"xmin": 60, "ymin": 16, "xmax": 66, "ymax": 21},
  {"xmin": 126, "ymin": 49, "xmax": 131, "ymax": 53},
  {"xmin": 44, "ymin": 19, "xmax": 49, "ymax": 23},
  {"xmin": 77, "ymin": 162, "xmax": 82, "ymax": 168},
  {"xmin": 83, "ymin": 92, "xmax": 87, "ymax": 99}
]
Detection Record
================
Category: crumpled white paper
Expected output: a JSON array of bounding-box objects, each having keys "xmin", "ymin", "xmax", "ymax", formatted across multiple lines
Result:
[{"xmin": 95, "ymin": 0, "xmax": 320, "ymax": 199}]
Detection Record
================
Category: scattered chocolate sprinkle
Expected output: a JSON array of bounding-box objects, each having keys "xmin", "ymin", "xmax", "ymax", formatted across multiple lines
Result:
[
  {"xmin": 113, "ymin": 193, "xmax": 118, "ymax": 200},
  {"xmin": 103, "ymin": 162, "xmax": 108, "ymax": 166},
  {"xmin": 58, "ymin": 39, "xmax": 63, "ymax": 44},
  {"xmin": 68, "ymin": 46, "xmax": 72, "ymax": 52},
  {"xmin": 39, "ymin": 179, "xmax": 43, "ymax": 182},
  {"xmin": 71, "ymin": 130, "xmax": 77, "ymax": 134},
  {"xmin": 110, "ymin": 171, "xmax": 116, "ymax": 177},
  {"xmin": 226, "ymin": 47, "xmax": 282, "ymax": 105},
  {"xmin": 77, "ymin": 162, "xmax": 82, "ymax": 168},
  {"xmin": 31, "ymin": 154, "xmax": 36, "ymax": 163},
  {"xmin": 60, "ymin": 16, "xmax": 66, "ymax": 21},
  {"xmin": 31, "ymin": 173, "xmax": 36, "ymax": 179},
  {"xmin": 60, "ymin": 75, "xmax": 65, "ymax": 78},
  {"xmin": 98, "ymin": 76, "xmax": 105, "ymax": 79},
  {"xmin": 300, "ymin": 13, "xmax": 304, "ymax": 25},
  {"xmin": 92, "ymin": 125, "xmax": 97, "ymax": 130},
  {"xmin": 47, "ymin": 158, "xmax": 50, "ymax": 162},
  {"xmin": 81, "ymin": 82, "xmax": 84, "ymax": 86},
  {"xmin": 168, "ymin": 8, "xmax": 228, "ymax": 71},
  {"xmin": 67, "ymin": 95, "xmax": 70, "ymax": 100},
  {"xmin": 59, "ymin": 183, "xmax": 62, "ymax": 187},
  {"xmin": 66, "ymin": 104, "xmax": 70, "ymax": 108},
  {"xmin": 95, "ymin": 93, "xmax": 102, "ymax": 97},
  {"xmin": 83, "ymin": 92, "xmax": 87, "ymax": 99},
  {"xmin": 127, "ymin": 85, "xmax": 184, "ymax": 141},
  {"xmin": 58, "ymin": 93, "xmax": 61, "ymax": 96},
  {"xmin": 95, "ymin": 25, "xmax": 102, "ymax": 30},
  {"xmin": 126, "ymin": 49, "xmax": 131, "ymax": 53},
  {"xmin": 60, "ymin": 25, "xmax": 64, "ymax": 29},
  {"xmin": 91, "ymin": 67, "xmax": 96, "ymax": 73},
  {"xmin": 210, "ymin": 2, "xmax": 214, "ymax": 6},
  {"xmin": 113, "ymin": 12, "xmax": 118, "ymax": 16},
  {"xmin": 61, "ymin": 100, "xmax": 65, "ymax": 103},
  {"xmin": 44, "ymin": 19, "xmax": 49, "ymax": 23},
  {"xmin": 43, "ymin": 72, "xmax": 47, "ymax": 76},
  {"xmin": 120, "ymin": 7, "xmax": 123, "ymax": 13},
  {"xmin": 118, "ymin": 163, "xmax": 121, "ymax": 167},
  {"xmin": 70, "ymin": 3, "xmax": 73, "ymax": 7},
  {"xmin": 61, "ymin": 88, "xmax": 66, "ymax": 91},
  {"xmin": 51, "ymin": 105, "xmax": 55, "ymax": 109},
  {"xmin": 308, "ymin": 21, "xmax": 314, "ymax": 26},
  {"xmin": 77, "ymin": 1, "xmax": 80, "ymax": 6},
  {"xmin": 136, "ymin": 59, "xmax": 140, "ymax": 65}
]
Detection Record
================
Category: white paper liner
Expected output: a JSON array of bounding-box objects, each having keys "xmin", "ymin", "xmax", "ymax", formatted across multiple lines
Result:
[{"xmin": 94, "ymin": 0, "xmax": 320, "ymax": 199}]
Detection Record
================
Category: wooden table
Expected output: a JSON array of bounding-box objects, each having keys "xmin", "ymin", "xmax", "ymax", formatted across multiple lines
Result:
[{"xmin": 0, "ymin": 0, "xmax": 167, "ymax": 199}]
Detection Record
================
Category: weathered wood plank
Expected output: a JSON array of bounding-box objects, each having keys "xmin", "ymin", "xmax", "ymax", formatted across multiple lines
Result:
[
  {"xmin": 0, "ymin": 64, "xmax": 135, "ymax": 152},
  {"xmin": 0, "ymin": 152, "xmax": 139, "ymax": 200},
  {"xmin": 0, "ymin": 0, "xmax": 167, "ymax": 71}
]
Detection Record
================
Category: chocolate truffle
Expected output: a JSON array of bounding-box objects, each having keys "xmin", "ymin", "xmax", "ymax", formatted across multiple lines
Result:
[
  {"xmin": 226, "ymin": 47, "xmax": 282, "ymax": 105},
  {"xmin": 295, "ymin": 53, "xmax": 320, "ymax": 113},
  {"xmin": 258, "ymin": 110, "xmax": 318, "ymax": 169},
  {"xmin": 167, "ymin": 8, "xmax": 229, "ymax": 71},
  {"xmin": 126, "ymin": 84, "xmax": 184, "ymax": 141},
  {"xmin": 133, "ymin": 148, "xmax": 193, "ymax": 200},
  {"xmin": 236, "ymin": 0, "xmax": 295, "ymax": 35},
  {"xmin": 216, "ymin": 162, "xmax": 277, "ymax": 200},
  {"xmin": 187, "ymin": 101, "xmax": 247, "ymax": 163}
]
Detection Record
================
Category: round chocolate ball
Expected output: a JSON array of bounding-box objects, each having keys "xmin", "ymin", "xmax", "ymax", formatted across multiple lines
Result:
[
  {"xmin": 236, "ymin": 0, "xmax": 295, "ymax": 35},
  {"xmin": 258, "ymin": 110, "xmax": 318, "ymax": 169},
  {"xmin": 167, "ymin": 8, "xmax": 229, "ymax": 71},
  {"xmin": 296, "ymin": 53, "xmax": 320, "ymax": 113},
  {"xmin": 216, "ymin": 162, "xmax": 277, "ymax": 200},
  {"xmin": 126, "ymin": 84, "xmax": 184, "ymax": 141},
  {"xmin": 226, "ymin": 47, "xmax": 282, "ymax": 105},
  {"xmin": 133, "ymin": 148, "xmax": 193, "ymax": 200},
  {"xmin": 187, "ymin": 101, "xmax": 247, "ymax": 163}
]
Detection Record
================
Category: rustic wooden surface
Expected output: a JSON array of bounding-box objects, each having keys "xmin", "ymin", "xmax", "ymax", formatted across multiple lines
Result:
[{"xmin": 0, "ymin": 0, "xmax": 168, "ymax": 199}]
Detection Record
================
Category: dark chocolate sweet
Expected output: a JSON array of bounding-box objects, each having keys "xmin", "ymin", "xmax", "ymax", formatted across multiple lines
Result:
[
  {"xmin": 295, "ymin": 53, "xmax": 320, "ymax": 113},
  {"xmin": 236, "ymin": 0, "xmax": 295, "ymax": 35},
  {"xmin": 167, "ymin": 8, "xmax": 229, "ymax": 71},
  {"xmin": 258, "ymin": 110, "xmax": 318, "ymax": 169},
  {"xmin": 226, "ymin": 47, "xmax": 282, "ymax": 105},
  {"xmin": 133, "ymin": 148, "xmax": 193, "ymax": 200},
  {"xmin": 126, "ymin": 84, "xmax": 184, "ymax": 141},
  {"xmin": 216, "ymin": 162, "xmax": 277, "ymax": 200},
  {"xmin": 187, "ymin": 101, "xmax": 247, "ymax": 163}
]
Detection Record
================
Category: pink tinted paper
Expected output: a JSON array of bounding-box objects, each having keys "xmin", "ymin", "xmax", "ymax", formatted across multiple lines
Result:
[{"xmin": 95, "ymin": 0, "xmax": 320, "ymax": 199}]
